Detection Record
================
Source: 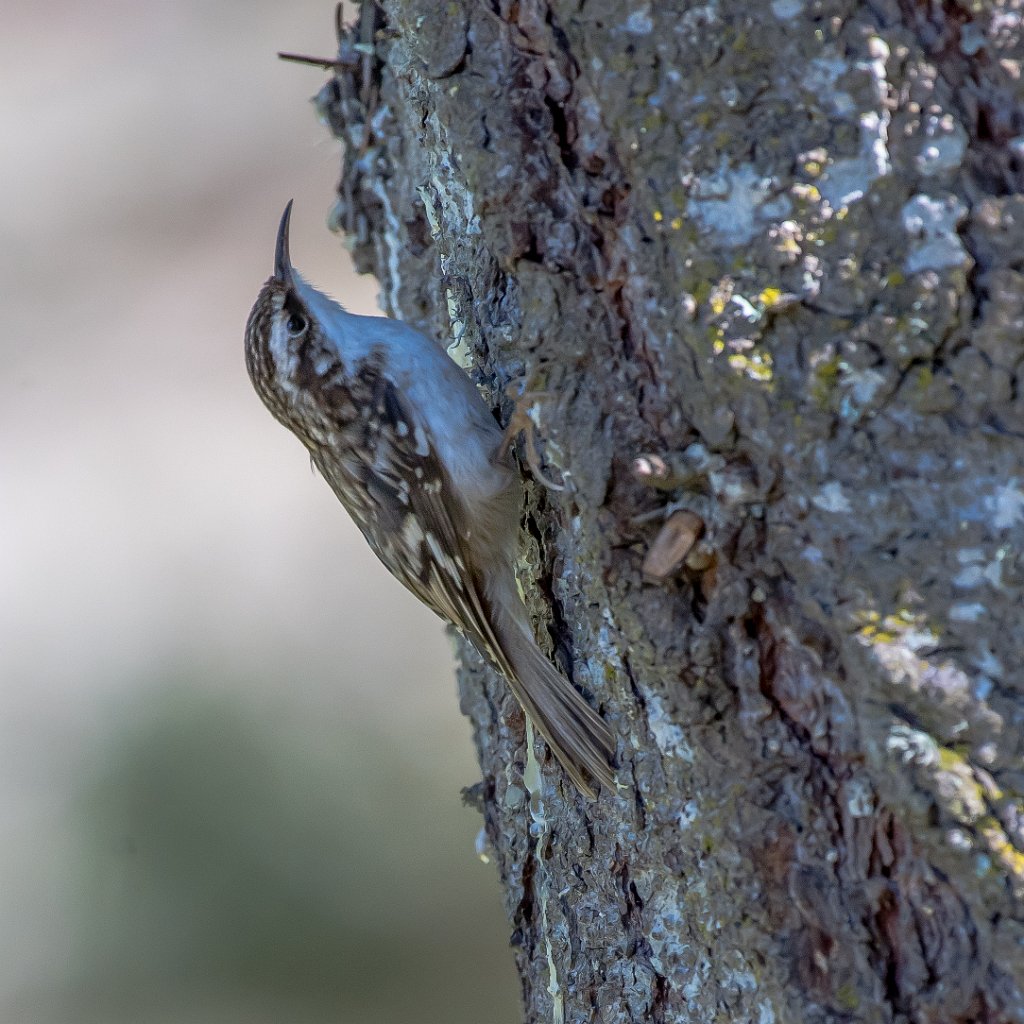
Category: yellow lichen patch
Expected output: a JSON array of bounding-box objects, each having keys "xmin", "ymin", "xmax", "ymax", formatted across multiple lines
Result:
[
  {"xmin": 935, "ymin": 748, "xmax": 987, "ymax": 821},
  {"xmin": 982, "ymin": 823, "xmax": 1024, "ymax": 894},
  {"xmin": 809, "ymin": 353, "xmax": 842, "ymax": 408},
  {"xmin": 851, "ymin": 605, "xmax": 1024, "ymax": 886},
  {"xmin": 776, "ymin": 234, "xmax": 801, "ymax": 256},
  {"xmin": 728, "ymin": 350, "xmax": 774, "ymax": 382},
  {"xmin": 835, "ymin": 985, "xmax": 860, "ymax": 1012},
  {"xmin": 855, "ymin": 607, "xmax": 932, "ymax": 644},
  {"xmin": 759, "ymin": 288, "xmax": 799, "ymax": 312},
  {"xmin": 792, "ymin": 183, "xmax": 821, "ymax": 202},
  {"xmin": 708, "ymin": 278, "xmax": 733, "ymax": 316},
  {"xmin": 653, "ymin": 210, "xmax": 664, "ymax": 223},
  {"xmin": 937, "ymin": 745, "xmax": 971, "ymax": 773}
]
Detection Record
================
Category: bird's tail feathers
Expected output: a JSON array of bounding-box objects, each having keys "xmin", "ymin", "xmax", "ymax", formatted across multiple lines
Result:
[{"xmin": 496, "ymin": 616, "xmax": 616, "ymax": 800}]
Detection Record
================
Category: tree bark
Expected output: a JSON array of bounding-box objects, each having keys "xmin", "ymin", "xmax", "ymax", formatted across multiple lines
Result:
[{"xmin": 308, "ymin": 1, "xmax": 1024, "ymax": 1020}]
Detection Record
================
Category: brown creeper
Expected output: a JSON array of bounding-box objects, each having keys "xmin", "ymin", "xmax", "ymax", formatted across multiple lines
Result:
[{"xmin": 244, "ymin": 202, "xmax": 615, "ymax": 798}]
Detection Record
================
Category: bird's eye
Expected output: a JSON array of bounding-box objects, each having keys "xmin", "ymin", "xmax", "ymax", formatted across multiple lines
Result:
[{"xmin": 286, "ymin": 312, "xmax": 307, "ymax": 336}]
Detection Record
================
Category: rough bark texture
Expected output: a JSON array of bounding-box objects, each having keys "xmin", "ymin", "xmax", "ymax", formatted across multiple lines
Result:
[{"xmin": 308, "ymin": 1, "xmax": 1024, "ymax": 1021}]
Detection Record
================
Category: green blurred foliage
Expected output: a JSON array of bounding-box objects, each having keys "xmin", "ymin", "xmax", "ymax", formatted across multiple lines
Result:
[{"xmin": 26, "ymin": 685, "xmax": 517, "ymax": 1024}]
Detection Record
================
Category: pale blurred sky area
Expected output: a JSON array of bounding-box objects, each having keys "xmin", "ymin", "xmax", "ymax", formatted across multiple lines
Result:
[{"xmin": 1, "ymin": 3, "xmax": 517, "ymax": 1021}]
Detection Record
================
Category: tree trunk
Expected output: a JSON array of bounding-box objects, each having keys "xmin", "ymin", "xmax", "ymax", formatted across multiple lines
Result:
[{"xmin": 307, "ymin": 1, "xmax": 1024, "ymax": 1020}]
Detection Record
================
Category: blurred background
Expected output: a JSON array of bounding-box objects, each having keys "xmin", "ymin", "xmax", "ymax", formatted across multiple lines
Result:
[{"xmin": 1, "ymin": 2, "xmax": 518, "ymax": 1021}]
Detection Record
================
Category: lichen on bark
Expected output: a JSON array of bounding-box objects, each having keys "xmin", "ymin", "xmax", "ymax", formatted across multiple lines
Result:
[{"xmin": 307, "ymin": 1, "xmax": 1024, "ymax": 1020}]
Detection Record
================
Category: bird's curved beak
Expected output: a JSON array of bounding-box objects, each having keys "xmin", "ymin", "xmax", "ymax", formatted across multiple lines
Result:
[{"xmin": 274, "ymin": 199, "xmax": 295, "ymax": 287}]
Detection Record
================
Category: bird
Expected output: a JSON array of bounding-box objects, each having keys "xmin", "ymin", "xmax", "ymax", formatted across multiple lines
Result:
[{"xmin": 244, "ymin": 201, "xmax": 616, "ymax": 798}]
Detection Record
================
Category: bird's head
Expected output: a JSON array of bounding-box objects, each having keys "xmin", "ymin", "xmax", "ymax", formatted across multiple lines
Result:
[{"xmin": 244, "ymin": 201, "xmax": 338, "ymax": 441}]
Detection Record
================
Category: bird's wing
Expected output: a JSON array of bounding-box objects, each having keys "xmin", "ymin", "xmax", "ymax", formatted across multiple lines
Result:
[
  {"xmin": 341, "ymin": 356, "xmax": 516, "ymax": 678},
  {"xmin": 315, "ymin": 353, "xmax": 614, "ymax": 798}
]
